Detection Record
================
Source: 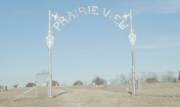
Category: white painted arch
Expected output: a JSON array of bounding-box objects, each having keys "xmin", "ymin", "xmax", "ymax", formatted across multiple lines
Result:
[{"xmin": 46, "ymin": 6, "xmax": 137, "ymax": 97}]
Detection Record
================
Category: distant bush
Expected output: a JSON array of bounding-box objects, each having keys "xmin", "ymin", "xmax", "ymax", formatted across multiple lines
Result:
[
  {"xmin": 73, "ymin": 80, "xmax": 83, "ymax": 86},
  {"xmin": 145, "ymin": 77, "xmax": 159, "ymax": 83},
  {"xmin": 0, "ymin": 85, "xmax": 8, "ymax": 91},
  {"xmin": 92, "ymin": 77, "xmax": 107, "ymax": 86},
  {"xmin": 26, "ymin": 82, "xmax": 36, "ymax": 87},
  {"xmin": 161, "ymin": 72, "xmax": 176, "ymax": 83},
  {"xmin": 13, "ymin": 84, "xmax": 18, "ymax": 88},
  {"xmin": 52, "ymin": 80, "xmax": 60, "ymax": 86}
]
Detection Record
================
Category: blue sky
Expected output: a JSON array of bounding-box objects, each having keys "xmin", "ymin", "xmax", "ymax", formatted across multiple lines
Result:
[{"xmin": 0, "ymin": 0, "xmax": 180, "ymax": 86}]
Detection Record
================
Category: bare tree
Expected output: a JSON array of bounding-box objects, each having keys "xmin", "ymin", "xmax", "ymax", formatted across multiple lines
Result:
[
  {"xmin": 13, "ymin": 84, "xmax": 18, "ymax": 88},
  {"xmin": 145, "ymin": 72, "xmax": 159, "ymax": 83},
  {"xmin": 26, "ymin": 82, "xmax": 36, "ymax": 87},
  {"xmin": 73, "ymin": 80, "xmax": 83, "ymax": 86},
  {"xmin": 52, "ymin": 80, "xmax": 60, "ymax": 86},
  {"xmin": 145, "ymin": 77, "xmax": 159, "ymax": 83},
  {"xmin": 92, "ymin": 77, "xmax": 107, "ymax": 87},
  {"xmin": 161, "ymin": 72, "xmax": 176, "ymax": 83}
]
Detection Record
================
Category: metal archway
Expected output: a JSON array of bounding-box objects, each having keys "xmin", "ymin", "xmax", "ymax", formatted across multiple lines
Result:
[{"xmin": 46, "ymin": 6, "xmax": 137, "ymax": 97}]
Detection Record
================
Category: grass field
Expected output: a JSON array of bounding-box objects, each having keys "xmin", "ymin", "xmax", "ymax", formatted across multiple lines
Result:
[{"xmin": 0, "ymin": 83, "xmax": 180, "ymax": 107}]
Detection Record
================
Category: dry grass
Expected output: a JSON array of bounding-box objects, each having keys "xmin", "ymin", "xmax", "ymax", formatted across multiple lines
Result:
[{"xmin": 0, "ymin": 83, "xmax": 180, "ymax": 107}]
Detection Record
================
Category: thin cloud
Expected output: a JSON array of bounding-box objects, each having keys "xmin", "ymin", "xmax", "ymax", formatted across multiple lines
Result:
[
  {"xmin": 133, "ymin": 0, "xmax": 180, "ymax": 14},
  {"xmin": 137, "ymin": 37, "xmax": 180, "ymax": 50},
  {"xmin": 138, "ymin": 44, "xmax": 180, "ymax": 50}
]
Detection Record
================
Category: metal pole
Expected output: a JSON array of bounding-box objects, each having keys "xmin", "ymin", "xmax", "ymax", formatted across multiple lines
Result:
[
  {"xmin": 129, "ymin": 9, "xmax": 136, "ymax": 96},
  {"xmin": 48, "ymin": 47, "xmax": 52, "ymax": 97},
  {"xmin": 131, "ymin": 44, "xmax": 136, "ymax": 96},
  {"xmin": 130, "ymin": 9, "xmax": 133, "ymax": 33},
  {"xmin": 48, "ymin": 10, "xmax": 52, "ymax": 97}
]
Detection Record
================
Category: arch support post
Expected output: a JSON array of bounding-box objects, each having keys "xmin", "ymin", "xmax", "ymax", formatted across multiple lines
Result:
[
  {"xmin": 46, "ymin": 10, "xmax": 54, "ymax": 98},
  {"xmin": 128, "ymin": 9, "xmax": 137, "ymax": 96}
]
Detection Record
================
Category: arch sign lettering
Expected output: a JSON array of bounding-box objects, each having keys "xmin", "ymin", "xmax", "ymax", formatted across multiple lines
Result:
[{"xmin": 45, "ymin": 5, "xmax": 137, "ymax": 97}]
